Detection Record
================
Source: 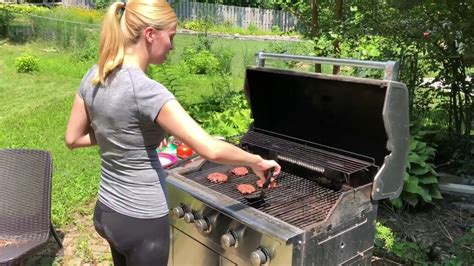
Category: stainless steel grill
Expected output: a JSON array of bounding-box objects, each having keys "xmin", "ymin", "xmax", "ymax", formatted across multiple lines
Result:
[{"xmin": 166, "ymin": 53, "xmax": 410, "ymax": 266}]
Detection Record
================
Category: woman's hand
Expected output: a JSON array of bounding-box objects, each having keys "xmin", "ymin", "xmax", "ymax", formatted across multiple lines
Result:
[
  {"xmin": 158, "ymin": 138, "xmax": 168, "ymax": 150},
  {"xmin": 249, "ymin": 158, "xmax": 281, "ymax": 181}
]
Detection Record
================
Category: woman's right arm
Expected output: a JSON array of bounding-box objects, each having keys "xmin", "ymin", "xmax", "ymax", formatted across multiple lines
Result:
[
  {"xmin": 65, "ymin": 93, "xmax": 97, "ymax": 150},
  {"xmin": 156, "ymin": 100, "xmax": 280, "ymax": 179}
]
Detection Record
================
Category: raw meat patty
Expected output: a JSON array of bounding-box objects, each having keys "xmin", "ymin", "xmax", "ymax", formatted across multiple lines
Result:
[
  {"xmin": 256, "ymin": 178, "xmax": 277, "ymax": 189},
  {"xmin": 207, "ymin": 172, "xmax": 228, "ymax": 183},
  {"xmin": 236, "ymin": 184, "xmax": 256, "ymax": 195},
  {"xmin": 231, "ymin": 167, "xmax": 248, "ymax": 177}
]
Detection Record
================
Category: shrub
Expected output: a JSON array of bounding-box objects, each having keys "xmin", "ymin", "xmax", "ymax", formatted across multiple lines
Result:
[
  {"xmin": 181, "ymin": 19, "xmax": 211, "ymax": 32},
  {"xmin": 187, "ymin": 76, "xmax": 252, "ymax": 137},
  {"xmin": 15, "ymin": 52, "xmax": 40, "ymax": 73},
  {"xmin": 212, "ymin": 46, "xmax": 234, "ymax": 74},
  {"xmin": 444, "ymin": 228, "xmax": 474, "ymax": 265},
  {"xmin": 0, "ymin": 8, "xmax": 13, "ymax": 37},
  {"xmin": 183, "ymin": 48, "xmax": 220, "ymax": 75},
  {"xmin": 375, "ymin": 222, "xmax": 429, "ymax": 264},
  {"xmin": 147, "ymin": 62, "xmax": 189, "ymax": 100},
  {"xmin": 390, "ymin": 123, "xmax": 442, "ymax": 208},
  {"xmin": 271, "ymin": 25, "xmax": 282, "ymax": 34},
  {"xmin": 247, "ymin": 23, "xmax": 258, "ymax": 33},
  {"xmin": 73, "ymin": 31, "xmax": 99, "ymax": 62},
  {"xmin": 0, "ymin": 3, "xmax": 48, "ymax": 15}
]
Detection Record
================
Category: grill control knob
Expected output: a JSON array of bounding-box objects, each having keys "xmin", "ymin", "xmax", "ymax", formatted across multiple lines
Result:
[
  {"xmin": 171, "ymin": 206, "xmax": 185, "ymax": 219},
  {"xmin": 221, "ymin": 232, "xmax": 237, "ymax": 248},
  {"xmin": 250, "ymin": 249, "xmax": 268, "ymax": 266},
  {"xmin": 183, "ymin": 212, "xmax": 195, "ymax": 223},
  {"xmin": 194, "ymin": 218, "xmax": 210, "ymax": 233}
]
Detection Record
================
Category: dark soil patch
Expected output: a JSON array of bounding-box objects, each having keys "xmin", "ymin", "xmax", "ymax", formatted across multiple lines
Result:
[{"xmin": 376, "ymin": 200, "xmax": 474, "ymax": 263}]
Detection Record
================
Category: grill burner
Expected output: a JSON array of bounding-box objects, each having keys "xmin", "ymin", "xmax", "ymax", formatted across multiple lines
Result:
[{"xmin": 185, "ymin": 164, "xmax": 342, "ymax": 229}]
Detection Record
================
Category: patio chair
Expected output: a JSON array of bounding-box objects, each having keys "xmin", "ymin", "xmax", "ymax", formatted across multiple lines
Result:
[{"xmin": 0, "ymin": 149, "xmax": 62, "ymax": 265}]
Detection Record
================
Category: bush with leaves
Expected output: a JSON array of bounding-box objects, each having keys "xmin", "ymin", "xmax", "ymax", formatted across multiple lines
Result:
[
  {"xmin": 181, "ymin": 19, "xmax": 212, "ymax": 32},
  {"xmin": 211, "ymin": 46, "xmax": 234, "ymax": 74},
  {"xmin": 264, "ymin": 40, "xmax": 315, "ymax": 69},
  {"xmin": 443, "ymin": 228, "xmax": 474, "ymax": 265},
  {"xmin": 73, "ymin": 31, "xmax": 99, "ymax": 62},
  {"xmin": 147, "ymin": 62, "xmax": 190, "ymax": 102},
  {"xmin": 15, "ymin": 52, "xmax": 40, "ymax": 73},
  {"xmin": 391, "ymin": 124, "xmax": 442, "ymax": 209},
  {"xmin": 187, "ymin": 76, "xmax": 252, "ymax": 137},
  {"xmin": 375, "ymin": 222, "xmax": 429, "ymax": 264},
  {"xmin": 183, "ymin": 48, "xmax": 220, "ymax": 75}
]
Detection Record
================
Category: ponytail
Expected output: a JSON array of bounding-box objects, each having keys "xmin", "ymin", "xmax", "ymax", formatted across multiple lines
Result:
[
  {"xmin": 92, "ymin": 1, "xmax": 126, "ymax": 86},
  {"xmin": 91, "ymin": 0, "xmax": 177, "ymax": 86}
]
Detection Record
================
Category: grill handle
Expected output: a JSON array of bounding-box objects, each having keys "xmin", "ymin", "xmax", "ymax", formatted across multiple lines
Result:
[{"xmin": 255, "ymin": 52, "xmax": 399, "ymax": 81}]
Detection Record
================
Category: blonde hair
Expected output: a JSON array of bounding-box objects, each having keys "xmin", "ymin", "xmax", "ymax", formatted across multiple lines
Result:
[{"xmin": 92, "ymin": 0, "xmax": 177, "ymax": 86}]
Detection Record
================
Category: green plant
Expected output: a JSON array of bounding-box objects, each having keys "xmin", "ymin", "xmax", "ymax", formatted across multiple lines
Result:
[
  {"xmin": 76, "ymin": 235, "xmax": 93, "ymax": 261},
  {"xmin": 181, "ymin": 19, "xmax": 212, "ymax": 32},
  {"xmin": 15, "ymin": 52, "xmax": 40, "ymax": 73},
  {"xmin": 0, "ymin": 9, "xmax": 13, "ymax": 37},
  {"xmin": 391, "ymin": 124, "xmax": 443, "ymax": 208},
  {"xmin": 73, "ymin": 31, "xmax": 99, "ymax": 62},
  {"xmin": 271, "ymin": 25, "xmax": 282, "ymax": 34},
  {"xmin": 443, "ymin": 228, "xmax": 474, "ymax": 265},
  {"xmin": 183, "ymin": 48, "xmax": 220, "ymax": 75},
  {"xmin": 93, "ymin": 0, "xmax": 111, "ymax": 10},
  {"xmin": 186, "ymin": 76, "xmax": 252, "ymax": 137},
  {"xmin": 148, "ymin": 62, "xmax": 189, "ymax": 101},
  {"xmin": 374, "ymin": 221, "xmax": 395, "ymax": 250},
  {"xmin": 375, "ymin": 222, "xmax": 429, "ymax": 264},
  {"xmin": 212, "ymin": 45, "xmax": 234, "ymax": 74},
  {"xmin": 247, "ymin": 23, "xmax": 258, "ymax": 33}
]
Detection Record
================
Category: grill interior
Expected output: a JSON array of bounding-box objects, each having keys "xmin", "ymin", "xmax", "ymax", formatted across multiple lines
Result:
[
  {"xmin": 241, "ymin": 131, "xmax": 374, "ymax": 175},
  {"xmin": 184, "ymin": 164, "xmax": 343, "ymax": 229}
]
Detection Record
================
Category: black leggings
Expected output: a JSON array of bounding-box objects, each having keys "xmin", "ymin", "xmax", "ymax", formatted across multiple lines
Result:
[{"xmin": 93, "ymin": 200, "xmax": 170, "ymax": 266}]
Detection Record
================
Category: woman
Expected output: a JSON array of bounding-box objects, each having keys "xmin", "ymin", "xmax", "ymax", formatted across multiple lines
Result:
[{"xmin": 64, "ymin": 0, "xmax": 281, "ymax": 265}]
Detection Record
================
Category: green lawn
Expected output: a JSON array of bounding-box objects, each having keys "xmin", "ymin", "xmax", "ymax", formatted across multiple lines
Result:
[{"xmin": 0, "ymin": 34, "xmax": 279, "ymax": 227}]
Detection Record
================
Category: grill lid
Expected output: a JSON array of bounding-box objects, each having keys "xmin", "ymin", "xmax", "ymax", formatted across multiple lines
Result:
[{"xmin": 243, "ymin": 53, "xmax": 409, "ymax": 200}]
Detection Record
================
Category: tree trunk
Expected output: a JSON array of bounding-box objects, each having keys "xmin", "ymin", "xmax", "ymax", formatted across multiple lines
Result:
[
  {"xmin": 311, "ymin": 0, "xmax": 322, "ymax": 73},
  {"xmin": 333, "ymin": 0, "xmax": 343, "ymax": 75},
  {"xmin": 311, "ymin": 0, "xmax": 319, "ymax": 37}
]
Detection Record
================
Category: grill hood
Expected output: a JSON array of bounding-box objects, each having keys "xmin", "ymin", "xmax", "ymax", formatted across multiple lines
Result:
[{"xmin": 243, "ymin": 58, "xmax": 409, "ymax": 200}]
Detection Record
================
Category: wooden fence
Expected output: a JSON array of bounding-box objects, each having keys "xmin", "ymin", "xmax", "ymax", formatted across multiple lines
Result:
[
  {"xmin": 1, "ymin": 0, "xmax": 298, "ymax": 31},
  {"xmin": 62, "ymin": 0, "xmax": 92, "ymax": 8},
  {"xmin": 173, "ymin": 0, "xmax": 297, "ymax": 31}
]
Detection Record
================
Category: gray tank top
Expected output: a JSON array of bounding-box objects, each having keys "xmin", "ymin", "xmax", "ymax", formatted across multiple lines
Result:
[{"xmin": 78, "ymin": 65, "xmax": 175, "ymax": 219}]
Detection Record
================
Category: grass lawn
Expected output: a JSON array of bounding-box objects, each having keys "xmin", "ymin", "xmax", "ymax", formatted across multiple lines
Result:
[{"xmin": 0, "ymin": 34, "xmax": 282, "ymax": 227}]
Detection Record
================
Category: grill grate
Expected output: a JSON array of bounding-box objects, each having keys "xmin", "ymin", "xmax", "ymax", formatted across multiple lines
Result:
[
  {"xmin": 241, "ymin": 131, "xmax": 375, "ymax": 175},
  {"xmin": 184, "ymin": 164, "xmax": 342, "ymax": 229}
]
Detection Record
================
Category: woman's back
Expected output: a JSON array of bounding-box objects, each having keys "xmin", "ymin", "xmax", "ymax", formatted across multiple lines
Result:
[{"xmin": 78, "ymin": 65, "xmax": 175, "ymax": 219}]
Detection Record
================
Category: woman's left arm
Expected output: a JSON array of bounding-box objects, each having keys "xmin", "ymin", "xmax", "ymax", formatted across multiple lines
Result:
[{"xmin": 65, "ymin": 93, "xmax": 97, "ymax": 150}]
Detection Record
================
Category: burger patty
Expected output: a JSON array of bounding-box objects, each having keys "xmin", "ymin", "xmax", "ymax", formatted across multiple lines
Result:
[
  {"xmin": 231, "ymin": 166, "xmax": 249, "ymax": 177},
  {"xmin": 236, "ymin": 184, "xmax": 256, "ymax": 195},
  {"xmin": 207, "ymin": 172, "xmax": 229, "ymax": 183}
]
